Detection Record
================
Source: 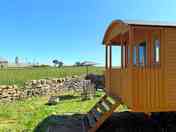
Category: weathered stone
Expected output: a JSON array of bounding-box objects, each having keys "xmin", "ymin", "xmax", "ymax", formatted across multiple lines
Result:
[
  {"xmin": 32, "ymin": 80, "xmax": 37, "ymax": 85},
  {"xmin": 0, "ymin": 75, "xmax": 98, "ymax": 102},
  {"xmin": 40, "ymin": 79, "xmax": 46, "ymax": 84},
  {"xmin": 46, "ymin": 80, "xmax": 52, "ymax": 85},
  {"xmin": 0, "ymin": 85, "xmax": 7, "ymax": 89},
  {"xmin": 47, "ymin": 96, "xmax": 60, "ymax": 105},
  {"xmin": 12, "ymin": 85, "xmax": 18, "ymax": 89}
]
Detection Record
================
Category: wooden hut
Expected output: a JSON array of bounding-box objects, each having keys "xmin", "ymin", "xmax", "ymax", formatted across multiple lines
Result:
[
  {"xmin": 83, "ymin": 20, "xmax": 176, "ymax": 132},
  {"xmin": 103, "ymin": 20, "xmax": 176, "ymax": 112}
]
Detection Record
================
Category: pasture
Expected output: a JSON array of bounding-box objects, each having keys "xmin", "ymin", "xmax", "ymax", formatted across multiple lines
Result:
[
  {"xmin": 0, "ymin": 92, "xmax": 104, "ymax": 131},
  {"xmin": 0, "ymin": 66, "xmax": 105, "ymax": 131},
  {"xmin": 0, "ymin": 66, "xmax": 104, "ymax": 87}
]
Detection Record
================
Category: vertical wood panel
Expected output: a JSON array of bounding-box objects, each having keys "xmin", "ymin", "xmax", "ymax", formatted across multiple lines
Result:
[
  {"xmin": 161, "ymin": 29, "xmax": 166, "ymax": 108},
  {"xmin": 143, "ymin": 67, "xmax": 146, "ymax": 109},
  {"xmin": 132, "ymin": 27, "xmax": 163, "ymax": 111},
  {"xmin": 165, "ymin": 28, "xmax": 176, "ymax": 107},
  {"xmin": 109, "ymin": 45, "xmax": 112, "ymax": 93},
  {"xmin": 133, "ymin": 68, "xmax": 138, "ymax": 108}
]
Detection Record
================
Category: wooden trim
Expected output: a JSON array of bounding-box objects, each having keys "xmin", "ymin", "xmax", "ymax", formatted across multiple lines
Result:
[
  {"xmin": 129, "ymin": 27, "xmax": 134, "ymax": 67},
  {"xmin": 105, "ymin": 45, "xmax": 108, "ymax": 69},
  {"xmin": 133, "ymin": 25, "xmax": 166, "ymax": 30},
  {"xmin": 109, "ymin": 45, "xmax": 112, "ymax": 91},
  {"xmin": 109, "ymin": 45, "xmax": 112, "ymax": 70},
  {"xmin": 125, "ymin": 42, "xmax": 128, "ymax": 67},
  {"xmin": 129, "ymin": 26, "xmax": 134, "ymax": 107},
  {"xmin": 121, "ymin": 45, "xmax": 123, "ymax": 68}
]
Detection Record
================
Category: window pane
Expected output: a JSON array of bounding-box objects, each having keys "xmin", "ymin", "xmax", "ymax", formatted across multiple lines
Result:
[
  {"xmin": 138, "ymin": 42, "xmax": 146, "ymax": 65},
  {"xmin": 154, "ymin": 40, "xmax": 160, "ymax": 63},
  {"xmin": 128, "ymin": 46, "xmax": 130, "ymax": 64},
  {"xmin": 112, "ymin": 46, "xmax": 121, "ymax": 68},
  {"xmin": 133, "ymin": 46, "xmax": 137, "ymax": 65}
]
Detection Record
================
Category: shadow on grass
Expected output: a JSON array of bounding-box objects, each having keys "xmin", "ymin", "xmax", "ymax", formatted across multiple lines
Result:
[
  {"xmin": 59, "ymin": 95, "xmax": 78, "ymax": 100},
  {"xmin": 34, "ymin": 113, "xmax": 85, "ymax": 132},
  {"xmin": 35, "ymin": 111, "xmax": 170, "ymax": 132}
]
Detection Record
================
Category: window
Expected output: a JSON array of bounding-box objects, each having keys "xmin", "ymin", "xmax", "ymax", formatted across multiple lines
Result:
[
  {"xmin": 133, "ymin": 46, "xmax": 137, "ymax": 65},
  {"xmin": 138, "ymin": 42, "xmax": 147, "ymax": 65},
  {"xmin": 112, "ymin": 46, "xmax": 121, "ymax": 68},
  {"xmin": 153, "ymin": 39, "xmax": 160, "ymax": 63},
  {"xmin": 133, "ymin": 41, "xmax": 147, "ymax": 66},
  {"xmin": 128, "ymin": 46, "xmax": 130, "ymax": 65}
]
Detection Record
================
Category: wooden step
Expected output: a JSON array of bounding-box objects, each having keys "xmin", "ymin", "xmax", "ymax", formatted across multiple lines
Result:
[
  {"xmin": 97, "ymin": 103, "xmax": 108, "ymax": 113},
  {"xmin": 101, "ymin": 101, "xmax": 110, "ymax": 111},
  {"xmin": 87, "ymin": 95, "xmax": 107, "ymax": 113},
  {"xmin": 83, "ymin": 94, "xmax": 122, "ymax": 132},
  {"xmin": 104, "ymin": 99, "xmax": 114, "ymax": 108}
]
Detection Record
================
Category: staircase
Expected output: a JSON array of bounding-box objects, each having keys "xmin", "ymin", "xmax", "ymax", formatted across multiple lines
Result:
[{"xmin": 82, "ymin": 94, "xmax": 122, "ymax": 132}]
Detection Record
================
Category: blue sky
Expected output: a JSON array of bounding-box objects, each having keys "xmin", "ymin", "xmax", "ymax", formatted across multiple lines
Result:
[{"xmin": 0, "ymin": 0, "xmax": 176, "ymax": 65}]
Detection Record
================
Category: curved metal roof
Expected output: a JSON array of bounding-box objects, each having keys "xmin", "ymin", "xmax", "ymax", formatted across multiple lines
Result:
[
  {"xmin": 103, "ymin": 19, "xmax": 176, "ymax": 44},
  {"xmin": 118, "ymin": 20, "xmax": 176, "ymax": 27}
]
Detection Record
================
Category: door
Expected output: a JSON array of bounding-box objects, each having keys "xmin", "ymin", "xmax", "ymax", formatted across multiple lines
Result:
[{"xmin": 132, "ymin": 28, "xmax": 163, "ymax": 112}]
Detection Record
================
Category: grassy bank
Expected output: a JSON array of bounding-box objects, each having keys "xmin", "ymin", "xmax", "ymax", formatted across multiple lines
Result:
[{"xmin": 0, "ymin": 66, "xmax": 104, "ymax": 87}]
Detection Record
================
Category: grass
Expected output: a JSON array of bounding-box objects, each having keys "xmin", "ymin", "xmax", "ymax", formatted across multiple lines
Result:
[
  {"xmin": 0, "ymin": 92, "xmax": 104, "ymax": 131},
  {"xmin": 0, "ymin": 66, "xmax": 104, "ymax": 87},
  {"xmin": 0, "ymin": 66, "xmax": 106, "ymax": 131}
]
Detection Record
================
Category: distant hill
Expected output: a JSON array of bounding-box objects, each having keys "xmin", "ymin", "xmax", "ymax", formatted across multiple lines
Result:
[{"xmin": 7, "ymin": 63, "xmax": 32, "ymax": 68}]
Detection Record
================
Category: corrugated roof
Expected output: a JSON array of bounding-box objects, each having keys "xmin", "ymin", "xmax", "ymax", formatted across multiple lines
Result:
[{"xmin": 119, "ymin": 20, "xmax": 176, "ymax": 27}]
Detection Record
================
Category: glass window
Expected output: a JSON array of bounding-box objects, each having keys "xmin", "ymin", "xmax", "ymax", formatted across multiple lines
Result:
[
  {"xmin": 138, "ymin": 42, "xmax": 147, "ymax": 65},
  {"xmin": 133, "ymin": 46, "xmax": 137, "ymax": 65},
  {"xmin": 154, "ymin": 39, "xmax": 160, "ymax": 63},
  {"xmin": 128, "ymin": 46, "xmax": 130, "ymax": 65},
  {"xmin": 112, "ymin": 46, "xmax": 121, "ymax": 68}
]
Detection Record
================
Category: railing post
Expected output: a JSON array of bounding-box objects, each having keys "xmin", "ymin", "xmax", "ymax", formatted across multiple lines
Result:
[
  {"xmin": 109, "ymin": 44, "xmax": 112, "ymax": 94},
  {"xmin": 105, "ymin": 45, "xmax": 108, "ymax": 69}
]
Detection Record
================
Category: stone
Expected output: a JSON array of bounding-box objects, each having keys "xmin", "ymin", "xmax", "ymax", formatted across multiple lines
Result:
[
  {"xmin": 47, "ymin": 96, "xmax": 60, "ymax": 105},
  {"xmin": 12, "ymin": 85, "xmax": 18, "ymax": 89},
  {"xmin": 36, "ymin": 84, "xmax": 42, "ymax": 88},
  {"xmin": 0, "ymin": 76, "xmax": 97, "ymax": 102},
  {"xmin": 46, "ymin": 80, "xmax": 52, "ymax": 85},
  {"xmin": 52, "ymin": 79, "xmax": 58, "ymax": 83},
  {"xmin": 32, "ymin": 80, "xmax": 37, "ymax": 85},
  {"xmin": 0, "ymin": 85, "xmax": 7, "ymax": 89},
  {"xmin": 40, "ymin": 79, "xmax": 47, "ymax": 85}
]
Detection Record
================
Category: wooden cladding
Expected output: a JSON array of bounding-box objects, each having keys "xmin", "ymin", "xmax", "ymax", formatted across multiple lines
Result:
[
  {"xmin": 165, "ymin": 28, "xmax": 176, "ymax": 107},
  {"xmin": 104, "ymin": 25, "xmax": 176, "ymax": 112}
]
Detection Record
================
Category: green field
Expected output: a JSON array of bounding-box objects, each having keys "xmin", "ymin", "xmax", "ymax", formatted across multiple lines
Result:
[
  {"xmin": 0, "ymin": 67, "xmax": 105, "ymax": 131},
  {"xmin": 0, "ymin": 92, "xmax": 104, "ymax": 131},
  {"xmin": 0, "ymin": 66, "xmax": 104, "ymax": 87}
]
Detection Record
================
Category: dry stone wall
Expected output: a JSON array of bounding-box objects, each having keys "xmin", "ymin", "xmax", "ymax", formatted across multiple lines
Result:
[
  {"xmin": 0, "ymin": 76, "xmax": 78, "ymax": 102},
  {"xmin": 0, "ymin": 85, "xmax": 22, "ymax": 102},
  {"xmin": 0, "ymin": 74, "xmax": 105, "ymax": 102}
]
